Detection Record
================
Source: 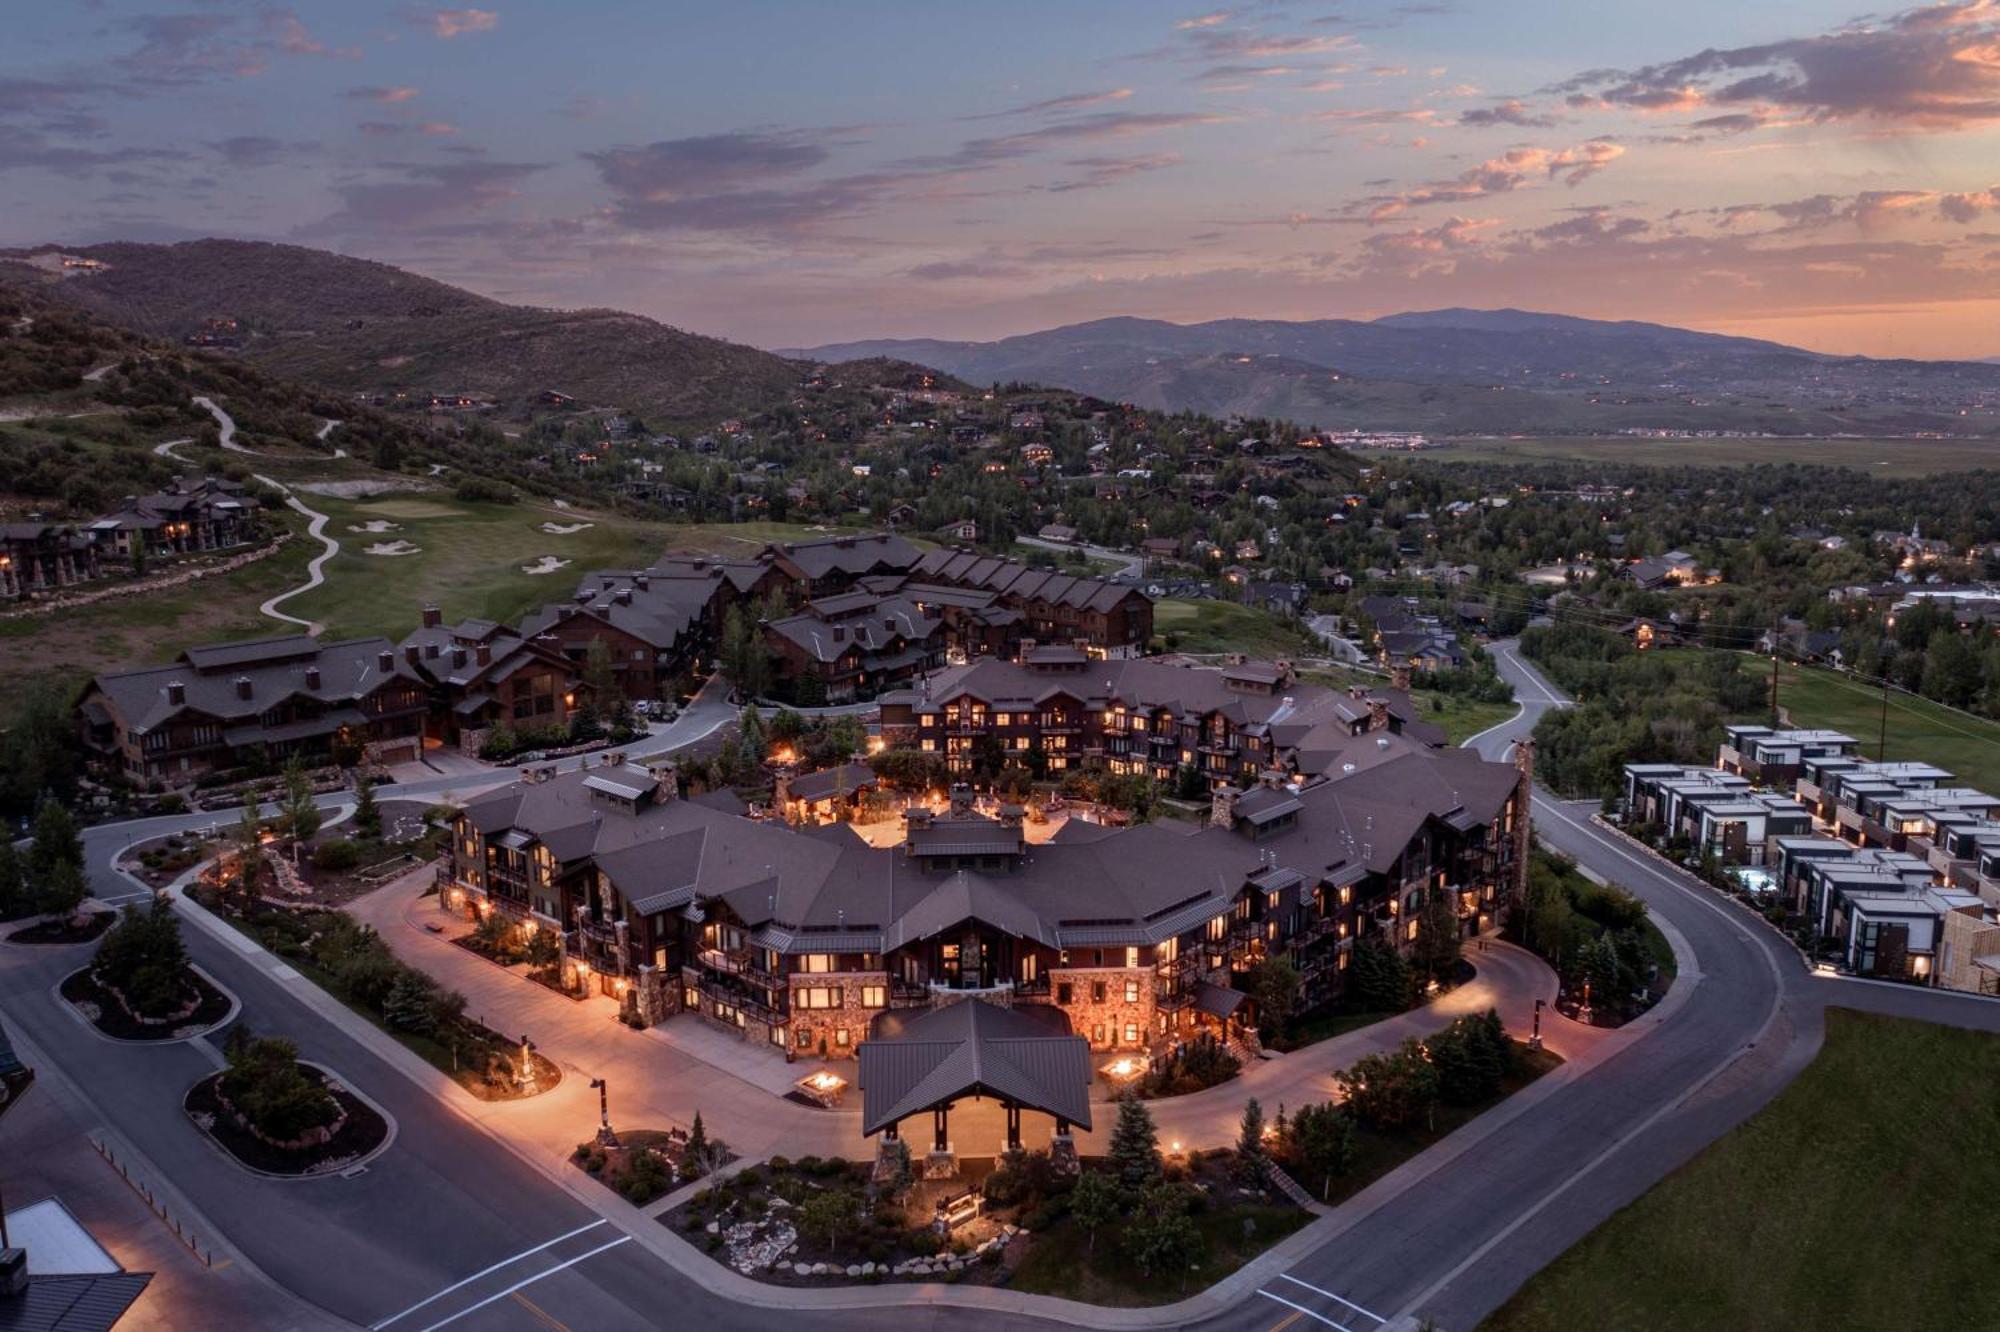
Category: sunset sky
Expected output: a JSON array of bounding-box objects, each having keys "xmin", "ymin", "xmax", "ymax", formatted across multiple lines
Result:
[{"xmin": 6, "ymin": 1, "xmax": 2000, "ymax": 357}]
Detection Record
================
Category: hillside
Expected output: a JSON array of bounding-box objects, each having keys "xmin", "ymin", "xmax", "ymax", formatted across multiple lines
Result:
[
  {"xmin": 790, "ymin": 311, "xmax": 2000, "ymax": 437},
  {"xmin": 0, "ymin": 240, "xmax": 805, "ymax": 425}
]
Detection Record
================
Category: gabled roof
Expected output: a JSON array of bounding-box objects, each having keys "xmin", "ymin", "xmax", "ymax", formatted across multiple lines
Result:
[{"xmin": 859, "ymin": 999, "xmax": 1091, "ymax": 1135}]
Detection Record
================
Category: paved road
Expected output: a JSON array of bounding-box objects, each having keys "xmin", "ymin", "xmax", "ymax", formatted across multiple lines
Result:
[
  {"xmin": 16, "ymin": 653, "xmax": 2000, "ymax": 1330},
  {"xmin": 1185, "ymin": 640, "xmax": 2000, "ymax": 1330},
  {"xmin": 1015, "ymin": 536, "xmax": 1143, "ymax": 581}
]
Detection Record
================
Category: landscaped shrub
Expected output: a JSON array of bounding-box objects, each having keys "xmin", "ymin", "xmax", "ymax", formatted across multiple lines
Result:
[
  {"xmin": 219, "ymin": 1032, "xmax": 339, "ymax": 1143},
  {"xmin": 1336, "ymin": 1037, "xmax": 1441, "ymax": 1131},
  {"xmin": 92, "ymin": 898, "xmax": 192, "ymax": 1018},
  {"xmin": 312, "ymin": 838, "xmax": 363, "ymax": 873},
  {"xmin": 1136, "ymin": 1033, "xmax": 1240, "ymax": 1097}
]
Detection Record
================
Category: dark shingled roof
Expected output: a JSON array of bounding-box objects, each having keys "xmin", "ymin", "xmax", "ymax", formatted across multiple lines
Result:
[
  {"xmin": 859, "ymin": 999, "xmax": 1091, "ymax": 1135},
  {"xmin": 0, "ymin": 1274, "xmax": 152, "ymax": 1332},
  {"xmin": 786, "ymin": 762, "xmax": 878, "ymax": 805}
]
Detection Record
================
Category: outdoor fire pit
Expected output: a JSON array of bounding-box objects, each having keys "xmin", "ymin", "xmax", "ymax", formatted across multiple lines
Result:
[
  {"xmin": 1099, "ymin": 1053, "xmax": 1150, "ymax": 1084},
  {"xmin": 796, "ymin": 1068, "xmax": 848, "ymax": 1108}
]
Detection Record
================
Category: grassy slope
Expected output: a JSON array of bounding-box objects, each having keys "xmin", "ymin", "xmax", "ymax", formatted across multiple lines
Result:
[
  {"xmin": 1424, "ymin": 435, "xmax": 2000, "ymax": 477},
  {"xmin": 0, "ymin": 511, "xmax": 315, "ymax": 697},
  {"xmin": 1154, "ymin": 598, "xmax": 1319, "ymax": 658},
  {"xmin": 1767, "ymin": 657, "xmax": 2000, "ymax": 793},
  {"xmin": 1484, "ymin": 1010, "xmax": 2000, "ymax": 1332},
  {"xmin": 291, "ymin": 501, "xmax": 853, "ymax": 640}
]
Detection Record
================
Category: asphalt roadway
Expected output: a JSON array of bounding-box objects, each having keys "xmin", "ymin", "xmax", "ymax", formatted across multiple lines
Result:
[{"xmin": 7, "ymin": 653, "xmax": 2000, "ymax": 1330}]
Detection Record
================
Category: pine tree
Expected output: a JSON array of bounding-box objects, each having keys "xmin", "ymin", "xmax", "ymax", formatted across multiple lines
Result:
[
  {"xmin": 28, "ymin": 797, "xmax": 83, "ymax": 887},
  {"xmin": 352, "ymin": 773, "xmax": 382, "ymax": 842},
  {"xmin": 1236, "ymin": 1097, "xmax": 1270, "ymax": 1186},
  {"xmin": 1108, "ymin": 1097, "xmax": 1162, "ymax": 1190}
]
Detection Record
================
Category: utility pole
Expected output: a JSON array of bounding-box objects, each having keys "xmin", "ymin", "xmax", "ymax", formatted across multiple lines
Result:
[{"xmin": 1877, "ymin": 672, "xmax": 1891, "ymax": 762}]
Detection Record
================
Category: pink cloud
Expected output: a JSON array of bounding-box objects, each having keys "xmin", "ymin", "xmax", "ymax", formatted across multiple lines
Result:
[{"xmin": 428, "ymin": 8, "xmax": 499, "ymax": 39}]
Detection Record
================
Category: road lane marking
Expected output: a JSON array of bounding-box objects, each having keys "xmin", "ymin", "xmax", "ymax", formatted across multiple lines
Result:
[
  {"xmin": 1257, "ymin": 1289, "xmax": 1356, "ymax": 1330},
  {"xmin": 511, "ymin": 1291, "xmax": 572, "ymax": 1332},
  {"xmin": 369, "ymin": 1220, "xmax": 609, "ymax": 1329},
  {"xmin": 415, "ymin": 1236, "xmax": 631, "ymax": 1332},
  {"xmin": 1279, "ymin": 1274, "xmax": 1385, "ymax": 1323},
  {"xmin": 1267, "ymin": 1310, "xmax": 1303, "ymax": 1332}
]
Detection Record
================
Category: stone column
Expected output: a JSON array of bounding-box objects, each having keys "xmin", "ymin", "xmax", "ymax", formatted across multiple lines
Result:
[
  {"xmin": 1511, "ymin": 738, "xmax": 1535, "ymax": 909},
  {"xmin": 1049, "ymin": 1121, "xmax": 1080, "ymax": 1175}
]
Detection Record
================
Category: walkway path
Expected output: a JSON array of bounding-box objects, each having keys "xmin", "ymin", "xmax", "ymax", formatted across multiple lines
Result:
[
  {"xmin": 192, "ymin": 394, "xmax": 255, "ymax": 455},
  {"xmin": 316, "ymin": 416, "xmax": 347, "ymax": 458},
  {"xmin": 251, "ymin": 470, "xmax": 336, "ymax": 635},
  {"xmin": 151, "ymin": 435, "xmax": 193, "ymax": 463},
  {"xmin": 346, "ymin": 872, "xmax": 1590, "ymax": 1164}
]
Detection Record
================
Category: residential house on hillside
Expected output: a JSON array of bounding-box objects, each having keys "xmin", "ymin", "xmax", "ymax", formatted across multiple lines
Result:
[
  {"xmin": 399, "ymin": 608, "xmax": 586, "ymax": 751},
  {"xmin": 86, "ymin": 477, "xmax": 258, "ymax": 563},
  {"xmin": 764, "ymin": 592, "xmax": 945, "ymax": 702},
  {"xmin": 78, "ymin": 635, "xmax": 429, "ymax": 783},
  {"xmin": 0, "ymin": 522, "xmax": 101, "ymax": 598}
]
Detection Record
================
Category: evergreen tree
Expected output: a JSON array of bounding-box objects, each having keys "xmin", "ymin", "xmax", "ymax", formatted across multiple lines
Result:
[
  {"xmin": 351, "ymin": 773, "xmax": 382, "ymax": 842},
  {"xmin": 1348, "ymin": 935, "xmax": 1412, "ymax": 1012},
  {"xmin": 1108, "ymin": 1097, "xmax": 1162, "ymax": 1190},
  {"xmin": 0, "ymin": 841, "xmax": 23, "ymax": 919},
  {"xmin": 1246, "ymin": 953, "xmax": 1302, "ymax": 1037},
  {"xmin": 1236, "ymin": 1097, "xmax": 1270, "ymax": 1186},
  {"xmin": 28, "ymin": 797, "xmax": 83, "ymax": 886}
]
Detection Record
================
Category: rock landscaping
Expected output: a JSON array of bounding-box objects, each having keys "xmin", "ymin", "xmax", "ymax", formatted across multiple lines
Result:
[
  {"xmin": 60, "ymin": 899, "xmax": 232, "ymax": 1040},
  {"xmin": 184, "ymin": 1034, "xmax": 388, "ymax": 1176}
]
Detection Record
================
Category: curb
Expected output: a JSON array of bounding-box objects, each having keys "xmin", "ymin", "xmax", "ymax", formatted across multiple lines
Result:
[
  {"xmin": 179, "ymin": 1058, "xmax": 401, "ymax": 1183},
  {"xmin": 51, "ymin": 960, "xmax": 243, "ymax": 1047}
]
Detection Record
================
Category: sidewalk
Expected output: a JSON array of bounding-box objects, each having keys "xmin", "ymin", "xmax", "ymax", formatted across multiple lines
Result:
[
  {"xmin": 349, "ymin": 870, "xmax": 1601, "ymax": 1160},
  {"xmin": 163, "ymin": 858, "xmax": 1702, "ymax": 1330}
]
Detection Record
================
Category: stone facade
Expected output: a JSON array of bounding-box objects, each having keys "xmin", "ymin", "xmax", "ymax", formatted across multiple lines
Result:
[
  {"xmin": 788, "ymin": 970, "xmax": 890, "ymax": 1060},
  {"xmin": 1048, "ymin": 966, "xmax": 1155, "ymax": 1050}
]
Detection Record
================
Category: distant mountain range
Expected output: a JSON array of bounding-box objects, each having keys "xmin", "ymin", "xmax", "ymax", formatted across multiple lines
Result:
[
  {"xmin": 789, "ymin": 310, "xmax": 2000, "ymax": 437},
  {"xmin": 0, "ymin": 240, "xmax": 807, "ymax": 424},
  {"xmin": 5, "ymin": 240, "xmax": 1994, "ymax": 437}
]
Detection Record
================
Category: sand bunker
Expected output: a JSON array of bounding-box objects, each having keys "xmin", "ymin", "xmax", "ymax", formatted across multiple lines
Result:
[
  {"xmin": 348, "ymin": 520, "xmax": 401, "ymax": 534},
  {"xmin": 540, "ymin": 521, "xmax": 594, "ymax": 535},
  {"xmin": 365, "ymin": 540, "xmax": 423, "ymax": 557},
  {"xmin": 520, "ymin": 555, "xmax": 571, "ymax": 575}
]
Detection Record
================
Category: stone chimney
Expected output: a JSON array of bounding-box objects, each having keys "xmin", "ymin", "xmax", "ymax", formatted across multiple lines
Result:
[
  {"xmin": 404, "ymin": 645, "xmax": 420, "ymax": 667},
  {"xmin": 948, "ymin": 784, "xmax": 973, "ymax": 816},
  {"xmin": 773, "ymin": 771, "xmax": 792, "ymax": 811},
  {"xmin": 166, "ymin": 680, "xmax": 186, "ymax": 706},
  {"xmin": 1210, "ymin": 783, "xmax": 1239, "ymax": 829},
  {"xmin": 1510, "ymin": 738, "xmax": 1535, "ymax": 907},
  {"xmin": 651, "ymin": 762, "xmax": 680, "ymax": 803},
  {"xmin": 476, "ymin": 643, "xmax": 491, "ymax": 667},
  {"xmin": 1390, "ymin": 660, "xmax": 1412, "ymax": 693},
  {"xmin": 378, "ymin": 650, "xmax": 394, "ymax": 673},
  {"xmin": 425, "ymin": 642, "xmax": 440, "ymax": 659},
  {"xmin": 452, "ymin": 646, "xmax": 468, "ymax": 669},
  {"xmin": 614, "ymin": 588, "xmax": 633, "ymax": 605},
  {"xmin": 634, "ymin": 573, "xmax": 650, "ymax": 590},
  {"xmin": 305, "ymin": 665, "xmax": 322, "ymax": 690},
  {"xmin": 1368, "ymin": 698, "xmax": 1390, "ymax": 733},
  {"xmin": 234, "ymin": 675, "xmax": 253, "ymax": 700},
  {"xmin": 422, "ymin": 605, "xmax": 442, "ymax": 628}
]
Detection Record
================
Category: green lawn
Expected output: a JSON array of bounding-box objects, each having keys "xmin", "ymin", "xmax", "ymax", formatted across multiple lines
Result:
[
  {"xmin": 1484, "ymin": 1009, "xmax": 2000, "ymax": 1332},
  {"xmin": 0, "ymin": 513, "xmax": 317, "ymax": 698},
  {"xmin": 1416, "ymin": 692, "xmax": 1521, "ymax": 745},
  {"xmin": 1426, "ymin": 435, "xmax": 2000, "ymax": 477},
  {"xmin": 267, "ymin": 501, "xmax": 851, "ymax": 642},
  {"xmin": 1765, "ymin": 657, "xmax": 2000, "ymax": 793},
  {"xmin": 1009, "ymin": 1198, "xmax": 1309, "ymax": 1307},
  {"xmin": 1154, "ymin": 598, "xmax": 1318, "ymax": 658}
]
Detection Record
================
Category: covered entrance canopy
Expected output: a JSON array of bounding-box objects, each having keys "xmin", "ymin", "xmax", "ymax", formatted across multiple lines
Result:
[{"xmin": 858, "ymin": 999, "xmax": 1092, "ymax": 1152}]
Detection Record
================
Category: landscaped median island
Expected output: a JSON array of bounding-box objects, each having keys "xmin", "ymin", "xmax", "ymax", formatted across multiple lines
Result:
[
  {"xmin": 60, "ymin": 898, "xmax": 233, "ymax": 1040},
  {"xmin": 662, "ymin": 1099, "xmax": 1309, "ymax": 1306},
  {"xmin": 184, "ymin": 1030, "xmax": 388, "ymax": 1177},
  {"xmin": 1483, "ymin": 1010, "xmax": 2000, "ymax": 1332},
  {"xmin": 190, "ymin": 876, "xmax": 560, "ymax": 1099}
]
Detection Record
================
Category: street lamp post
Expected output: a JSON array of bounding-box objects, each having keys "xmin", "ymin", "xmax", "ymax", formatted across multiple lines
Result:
[
  {"xmin": 517, "ymin": 1035, "xmax": 536, "ymax": 1090},
  {"xmin": 589, "ymin": 1076, "xmax": 618, "ymax": 1147},
  {"xmin": 1529, "ymin": 997, "xmax": 1545, "ymax": 1050}
]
